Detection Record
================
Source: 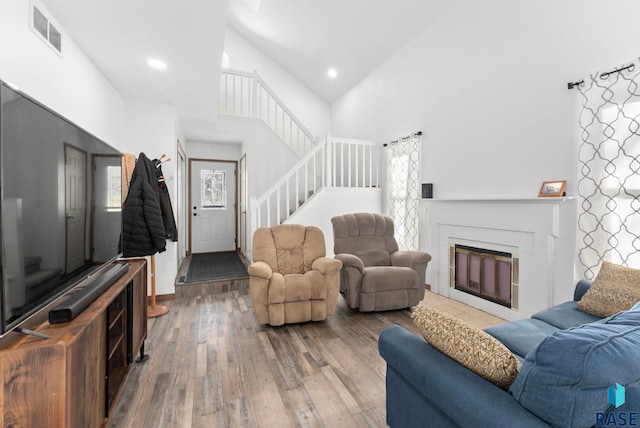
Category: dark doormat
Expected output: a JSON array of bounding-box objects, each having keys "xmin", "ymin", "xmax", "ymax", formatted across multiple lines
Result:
[{"xmin": 185, "ymin": 251, "xmax": 249, "ymax": 283}]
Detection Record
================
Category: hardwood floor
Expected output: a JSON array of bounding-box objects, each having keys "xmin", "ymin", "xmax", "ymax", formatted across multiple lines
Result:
[{"xmin": 108, "ymin": 286, "xmax": 505, "ymax": 428}]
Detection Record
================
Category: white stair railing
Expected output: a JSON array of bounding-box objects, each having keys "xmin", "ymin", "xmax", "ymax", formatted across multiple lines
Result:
[
  {"xmin": 217, "ymin": 69, "xmax": 384, "ymax": 235},
  {"xmin": 219, "ymin": 69, "xmax": 317, "ymax": 158},
  {"xmin": 327, "ymin": 137, "xmax": 383, "ymax": 189},
  {"xmin": 250, "ymin": 139, "xmax": 326, "ymax": 231},
  {"xmin": 250, "ymin": 137, "xmax": 383, "ymax": 231}
]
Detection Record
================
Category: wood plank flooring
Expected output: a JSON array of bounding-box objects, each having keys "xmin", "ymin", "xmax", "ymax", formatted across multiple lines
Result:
[{"xmin": 107, "ymin": 287, "xmax": 505, "ymax": 428}]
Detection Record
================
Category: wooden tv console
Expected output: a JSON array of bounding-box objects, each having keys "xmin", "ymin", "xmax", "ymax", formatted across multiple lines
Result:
[{"xmin": 0, "ymin": 259, "xmax": 147, "ymax": 428}]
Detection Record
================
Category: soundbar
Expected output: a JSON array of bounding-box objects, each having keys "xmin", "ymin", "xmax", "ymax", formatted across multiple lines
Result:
[{"xmin": 49, "ymin": 263, "xmax": 130, "ymax": 324}]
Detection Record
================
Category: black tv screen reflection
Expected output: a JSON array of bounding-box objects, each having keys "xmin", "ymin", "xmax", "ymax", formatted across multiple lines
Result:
[{"xmin": 0, "ymin": 80, "xmax": 123, "ymax": 335}]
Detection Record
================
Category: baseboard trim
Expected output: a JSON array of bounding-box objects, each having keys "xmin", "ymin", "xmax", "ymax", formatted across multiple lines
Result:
[{"xmin": 147, "ymin": 294, "xmax": 175, "ymax": 303}]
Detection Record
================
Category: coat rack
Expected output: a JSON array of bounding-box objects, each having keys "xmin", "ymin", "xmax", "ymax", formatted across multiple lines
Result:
[
  {"xmin": 122, "ymin": 152, "xmax": 173, "ymax": 319},
  {"xmin": 148, "ymin": 153, "xmax": 172, "ymax": 319},
  {"xmin": 147, "ymin": 254, "xmax": 169, "ymax": 318}
]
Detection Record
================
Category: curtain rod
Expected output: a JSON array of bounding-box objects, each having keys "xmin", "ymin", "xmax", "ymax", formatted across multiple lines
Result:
[
  {"xmin": 567, "ymin": 62, "xmax": 636, "ymax": 90},
  {"xmin": 567, "ymin": 80, "xmax": 584, "ymax": 90},
  {"xmin": 384, "ymin": 131, "xmax": 422, "ymax": 147}
]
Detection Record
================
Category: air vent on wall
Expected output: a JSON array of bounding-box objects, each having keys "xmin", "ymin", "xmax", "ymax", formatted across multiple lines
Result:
[{"xmin": 31, "ymin": 4, "xmax": 62, "ymax": 54}]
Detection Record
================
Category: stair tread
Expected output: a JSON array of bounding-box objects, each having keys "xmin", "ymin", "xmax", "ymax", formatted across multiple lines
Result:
[{"xmin": 24, "ymin": 256, "xmax": 43, "ymax": 275}]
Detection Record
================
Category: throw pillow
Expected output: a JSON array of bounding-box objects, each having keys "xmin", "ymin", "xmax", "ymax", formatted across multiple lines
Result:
[
  {"xmin": 577, "ymin": 261, "xmax": 640, "ymax": 317},
  {"xmin": 411, "ymin": 306, "xmax": 521, "ymax": 389}
]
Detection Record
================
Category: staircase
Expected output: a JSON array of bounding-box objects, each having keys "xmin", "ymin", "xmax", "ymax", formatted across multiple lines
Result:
[
  {"xmin": 218, "ymin": 69, "xmax": 317, "ymax": 158},
  {"xmin": 218, "ymin": 69, "xmax": 383, "ymax": 234},
  {"xmin": 249, "ymin": 135, "xmax": 383, "ymax": 229}
]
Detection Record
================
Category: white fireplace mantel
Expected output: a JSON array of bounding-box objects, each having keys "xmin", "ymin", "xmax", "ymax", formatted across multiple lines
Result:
[{"xmin": 420, "ymin": 197, "xmax": 577, "ymax": 321}]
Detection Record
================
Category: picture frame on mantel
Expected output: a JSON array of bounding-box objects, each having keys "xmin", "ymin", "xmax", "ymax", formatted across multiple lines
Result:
[{"xmin": 538, "ymin": 180, "xmax": 567, "ymax": 197}]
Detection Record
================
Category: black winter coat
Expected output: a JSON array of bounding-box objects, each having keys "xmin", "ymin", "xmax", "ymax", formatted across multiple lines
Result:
[{"xmin": 121, "ymin": 153, "xmax": 166, "ymax": 257}]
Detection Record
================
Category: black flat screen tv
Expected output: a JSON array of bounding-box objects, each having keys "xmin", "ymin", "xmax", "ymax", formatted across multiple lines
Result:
[{"xmin": 0, "ymin": 79, "xmax": 123, "ymax": 335}]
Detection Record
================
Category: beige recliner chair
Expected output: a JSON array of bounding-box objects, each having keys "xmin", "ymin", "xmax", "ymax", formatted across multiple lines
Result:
[
  {"xmin": 331, "ymin": 213, "xmax": 432, "ymax": 312},
  {"xmin": 248, "ymin": 224, "xmax": 343, "ymax": 326}
]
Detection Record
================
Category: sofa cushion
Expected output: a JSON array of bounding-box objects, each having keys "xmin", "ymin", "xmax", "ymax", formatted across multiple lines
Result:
[
  {"xmin": 532, "ymin": 301, "xmax": 602, "ymax": 330},
  {"xmin": 509, "ymin": 305, "xmax": 640, "ymax": 428},
  {"xmin": 577, "ymin": 261, "xmax": 640, "ymax": 317},
  {"xmin": 484, "ymin": 319, "xmax": 560, "ymax": 359},
  {"xmin": 412, "ymin": 306, "xmax": 521, "ymax": 389}
]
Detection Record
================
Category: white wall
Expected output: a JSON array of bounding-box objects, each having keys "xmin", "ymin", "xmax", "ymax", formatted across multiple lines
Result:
[
  {"xmin": 187, "ymin": 140, "xmax": 241, "ymax": 161},
  {"xmin": 287, "ymin": 187, "xmax": 383, "ymax": 258},
  {"xmin": 212, "ymin": 116, "xmax": 301, "ymax": 199},
  {"xmin": 0, "ymin": 0, "xmax": 125, "ymax": 146},
  {"xmin": 331, "ymin": 0, "xmax": 640, "ymax": 200},
  {"xmin": 224, "ymin": 26, "xmax": 331, "ymax": 138},
  {"xmin": 123, "ymin": 101, "xmax": 181, "ymax": 296}
]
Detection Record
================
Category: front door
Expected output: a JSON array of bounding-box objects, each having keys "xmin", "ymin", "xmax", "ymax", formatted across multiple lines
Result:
[
  {"xmin": 64, "ymin": 144, "xmax": 87, "ymax": 273},
  {"xmin": 190, "ymin": 159, "xmax": 237, "ymax": 253}
]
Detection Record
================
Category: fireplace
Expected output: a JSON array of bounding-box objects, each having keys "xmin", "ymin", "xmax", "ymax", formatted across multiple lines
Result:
[
  {"xmin": 425, "ymin": 199, "xmax": 576, "ymax": 321},
  {"xmin": 449, "ymin": 244, "xmax": 519, "ymax": 309}
]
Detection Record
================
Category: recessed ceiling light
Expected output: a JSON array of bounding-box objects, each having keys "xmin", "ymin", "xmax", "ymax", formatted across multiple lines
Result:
[
  {"xmin": 147, "ymin": 58, "xmax": 167, "ymax": 70},
  {"xmin": 327, "ymin": 68, "xmax": 338, "ymax": 79}
]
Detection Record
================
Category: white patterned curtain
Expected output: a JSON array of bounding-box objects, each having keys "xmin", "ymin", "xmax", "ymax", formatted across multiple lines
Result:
[
  {"xmin": 386, "ymin": 132, "xmax": 421, "ymax": 250},
  {"xmin": 577, "ymin": 57, "xmax": 640, "ymax": 279}
]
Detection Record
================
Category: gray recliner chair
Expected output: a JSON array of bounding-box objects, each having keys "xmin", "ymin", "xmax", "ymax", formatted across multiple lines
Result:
[{"xmin": 331, "ymin": 213, "xmax": 432, "ymax": 312}]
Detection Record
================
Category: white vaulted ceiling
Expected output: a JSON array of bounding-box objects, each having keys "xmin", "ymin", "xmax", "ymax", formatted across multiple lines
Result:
[
  {"xmin": 41, "ymin": 0, "xmax": 449, "ymax": 138},
  {"xmin": 227, "ymin": 0, "xmax": 450, "ymax": 102}
]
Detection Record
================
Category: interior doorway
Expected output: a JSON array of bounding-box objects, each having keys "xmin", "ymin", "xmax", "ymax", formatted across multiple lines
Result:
[
  {"xmin": 189, "ymin": 159, "xmax": 238, "ymax": 254},
  {"xmin": 64, "ymin": 144, "xmax": 87, "ymax": 273}
]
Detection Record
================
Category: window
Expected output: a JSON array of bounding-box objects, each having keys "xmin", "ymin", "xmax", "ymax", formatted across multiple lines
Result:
[
  {"xmin": 389, "ymin": 154, "xmax": 410, "ymax": 245},
  {"xmin": 385, "ymin": 132, "xmax": 422, "ymax": 251},
  {"xmin": 594, "ymin": 101, "xmax": 640, "ymax": 265},
  {"xmin": 576, "ymin": 59, "xmax": 640, "ymax": 278},
  {"xmin": 107, "ymin": 166, "xmax": 122, "ymax": 211},
  {"xmin": 201, "ymin": 169, "xmax": 226, "ymax": 209},
  {"xmin": 389, "ymin": 154, "xmax": 409, "ymax": 199},
  {"xmin": 600, "ymin": 102, "xmax": 640, "ymax": 193}
]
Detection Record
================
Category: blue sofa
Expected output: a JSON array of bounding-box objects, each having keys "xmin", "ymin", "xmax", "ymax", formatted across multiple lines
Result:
[{"xmin": 378, "ymin": 280, "xmax": 640, "ymax": 428}]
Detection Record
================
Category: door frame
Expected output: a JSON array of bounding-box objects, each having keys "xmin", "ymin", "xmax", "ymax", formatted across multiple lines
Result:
[
  {"xmin": 239, "ymin": 154, "xmax": 247, "ymax": 259},
  {"xmin": 176, "ymin": 141, "xmax": 187, "ymax": 266},
  {"xmin": 64, "ymin": 143, "xmax": 88, "ymax": 274},
  {"xmin": 188, "ymin": 158, "xmax": 238, "ymax": 255}
]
